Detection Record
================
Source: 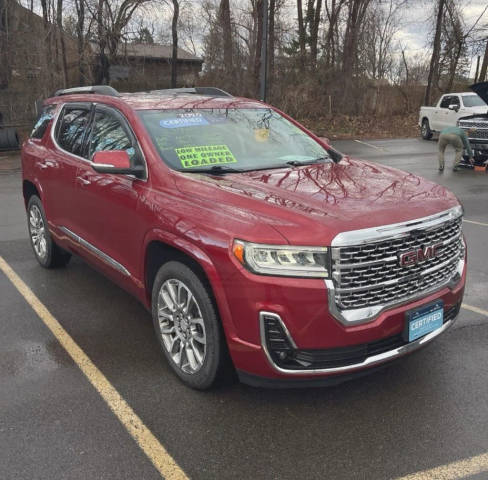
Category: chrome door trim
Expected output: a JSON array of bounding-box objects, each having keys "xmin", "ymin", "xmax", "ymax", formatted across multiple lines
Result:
[{"xmin": 59, "ymin": 226, "xmax": 131, "ymax": 277}]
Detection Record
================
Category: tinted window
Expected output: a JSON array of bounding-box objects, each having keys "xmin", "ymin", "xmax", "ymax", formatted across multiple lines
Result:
[
  {"xmin": 440, "ymin": 96, "xmax": 452, "ymax": 108},
  {"xmin": 449, "ymin": 96, "xmax": 460, "ymax": 107},
  {"xmin": 88, "ymin": 108, "xmax": 135, "ymax": 161},
  {"xmin": 57, "ymin": 106, "xmax": 91, "ymax": 157},
  {"xmin": 31, "ymin": 105, "xmax": 57, "ymax": 139}
]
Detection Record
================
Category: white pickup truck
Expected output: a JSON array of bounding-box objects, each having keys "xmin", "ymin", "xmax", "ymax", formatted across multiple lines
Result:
[{"xmin": 419, "ymin": 92, "xmax": 487, "ymax": 139}]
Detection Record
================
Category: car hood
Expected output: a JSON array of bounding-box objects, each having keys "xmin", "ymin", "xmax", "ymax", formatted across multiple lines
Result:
[
  {"xmin": 470, "ymin": 81, "xmax": 488, "ymax": 105},
  {"xmin": 174, "ymin": 158, "xmax": 459, "ymax": 245}
]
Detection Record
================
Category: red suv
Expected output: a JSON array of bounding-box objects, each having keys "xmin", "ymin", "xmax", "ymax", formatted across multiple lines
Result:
[{"xmin": 22, "ymin": 86, "xmax": 466, "ymax": 389}]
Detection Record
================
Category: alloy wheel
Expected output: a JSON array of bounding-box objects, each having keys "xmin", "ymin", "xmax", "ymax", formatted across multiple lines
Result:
[
  {"xmin": 157, "ymin": 279, "xmax": 207, "ymax": 374},
  {"xmin": 29, "ymin": 204, "xmax": 47, "ymax": 260}
]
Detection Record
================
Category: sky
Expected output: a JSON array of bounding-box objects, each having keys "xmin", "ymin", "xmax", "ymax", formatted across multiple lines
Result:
[{"xmin": 395, "ymin": 0, "xmax": 488, "ymax": 77}]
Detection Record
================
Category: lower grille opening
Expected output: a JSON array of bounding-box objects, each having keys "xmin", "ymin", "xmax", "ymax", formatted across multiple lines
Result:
[{"xmin": 263, "ymin": 303, "xmax": 460, "ymax": 370}]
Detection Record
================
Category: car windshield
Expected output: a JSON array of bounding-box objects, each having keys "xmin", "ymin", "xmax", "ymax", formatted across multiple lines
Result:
[
  {"xmin": 462, "ymin": 95, "xmax": 487, "ymax": 107},
  {"xmin": 138, "ymin": 108, "xmax": 334, "ymax": 172}
]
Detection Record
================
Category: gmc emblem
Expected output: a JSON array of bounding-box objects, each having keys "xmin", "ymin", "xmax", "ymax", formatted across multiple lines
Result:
[{"xmin": 399, "ymin": 244, "xmax": 442, "ymax": 267}]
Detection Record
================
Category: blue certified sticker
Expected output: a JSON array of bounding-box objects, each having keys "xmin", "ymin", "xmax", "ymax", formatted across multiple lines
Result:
[
  {"xmin": 159, "ymin": 114, "xmax": 209, "ymax": 129},
  {"xmin": 407, "ymin": 301, "xmax": 443, "ymax": 342}
]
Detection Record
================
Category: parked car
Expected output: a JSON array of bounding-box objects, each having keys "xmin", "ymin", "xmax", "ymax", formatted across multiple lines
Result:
[
  {"xmin": 22, "ymin": 86, "xmax": 467, "ymax": 389},
  {"xmin": 419, "ymin": 91, "xmax": 487, "ymax": 140},
  {"xmin": 457, "ymin": 82, "xmax": 488, "ymax": 165}
]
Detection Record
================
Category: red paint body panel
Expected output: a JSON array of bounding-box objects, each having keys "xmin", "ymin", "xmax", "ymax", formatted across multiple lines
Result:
[{"xmin": 21, "ymin": 92, "xmax": 466, "ymax": 383}]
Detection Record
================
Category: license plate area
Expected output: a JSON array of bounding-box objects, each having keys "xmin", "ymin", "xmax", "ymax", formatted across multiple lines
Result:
[{"xmin": 404, "ymin": 300, "xmax": 444, "ymax": 342}]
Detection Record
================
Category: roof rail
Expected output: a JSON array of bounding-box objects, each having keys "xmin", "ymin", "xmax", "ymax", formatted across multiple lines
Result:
[
  {"xmin": 147, "ymin": 87, "xmax": 232, "ymax": 97},
  {"xmin": 54, "ymin": 85, "xmax": 120, "ymax": 97}
]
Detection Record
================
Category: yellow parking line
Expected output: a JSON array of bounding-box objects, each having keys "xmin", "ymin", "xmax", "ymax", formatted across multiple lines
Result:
[
  {"xmin": 0, "ymin": 256, "xmax": 188, "ymax": 480},
  {"xmin": 394, "ymin": 451, "xmax": 488, "ymax": 479},
  {"xmin": 464, "ymin": 219, "xmax": 488, "ymax": 227},
  {"xmin": 462, "ymin": 303, "xmax": 488, "ymax": 317}
]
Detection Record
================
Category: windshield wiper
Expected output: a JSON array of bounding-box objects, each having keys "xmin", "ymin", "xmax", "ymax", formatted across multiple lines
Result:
[
  {"xmin": 180, "ymin": 165, "xmax": 244, "ymax": 175},
  {"xmin": 285, "ymin": 156, "xmax": 330, "ymax": 167}
]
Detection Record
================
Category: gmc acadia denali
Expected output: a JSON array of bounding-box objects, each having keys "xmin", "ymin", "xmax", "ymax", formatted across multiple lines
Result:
[{"xmin": 22, "ymin": 86, "xmax": 466, "ymax": 389}]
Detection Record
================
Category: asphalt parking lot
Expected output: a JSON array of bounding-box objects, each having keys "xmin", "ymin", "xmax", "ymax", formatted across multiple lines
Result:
[{"xmin": 1, "ymin": 137, "xmax": 488, "ymax": 480}]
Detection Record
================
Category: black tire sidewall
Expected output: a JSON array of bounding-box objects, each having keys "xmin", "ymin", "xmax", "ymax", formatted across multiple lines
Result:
[
  {"xmin": 27, "ymin": 196, "xmax": 55, "ymax": 268},
  {"xmin": 151, "ymin": 261, "xmax": 223, "ymax": 390},
  {"xmin": 421, "ymin": 120, "xmax": 432, "ymax": 140}
]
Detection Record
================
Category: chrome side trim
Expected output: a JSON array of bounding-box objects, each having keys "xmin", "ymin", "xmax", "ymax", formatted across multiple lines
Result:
[
  {"xmin": 59, "ymin": 226, "xmax": 131, "ymax": 277},
  {"xmin": 259, "ymin": 310, "xmax": 458, "ymax": 376},
  {"xmin": 325, "ymin": 256, "xmax": 465, "ymax": 326},
  {"xmin": 331, "ymin": 206, "xmax": 463, "ymax": 247}
]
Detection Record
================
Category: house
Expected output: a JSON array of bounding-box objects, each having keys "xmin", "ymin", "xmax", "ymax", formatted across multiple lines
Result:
[{"xmin": 92, "ymin": 43, "xmax": 204, "ymax": 91}]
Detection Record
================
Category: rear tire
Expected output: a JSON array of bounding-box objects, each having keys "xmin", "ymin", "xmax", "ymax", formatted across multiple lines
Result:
[
  {"xmin": 151, "ymin": 261, "xmax": 230, "ymax": 390},
  {"xmin": 421, "ymin": 119, "xmax": 433, "ymax": 140},
  {"xmin": 27, "ymin": 196, "xmax": 71, "ymax": 268}
]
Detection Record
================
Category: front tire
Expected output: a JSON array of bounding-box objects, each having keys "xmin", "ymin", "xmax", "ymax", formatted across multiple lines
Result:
[
  {"xmin": 421, "ymin": 119, "xmax": 433, "ymax": 140},
  {"xmin": 151, "ymin": 261, "xmax": 229, "ymax": 390},
  {"xmin": 27, "ymin": 195, "xmax": 71, "ymax": 268}
]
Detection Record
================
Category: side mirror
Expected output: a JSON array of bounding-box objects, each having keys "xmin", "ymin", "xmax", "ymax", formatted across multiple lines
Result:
[
  {"xmin": 91, "ymin": 150, "xmax": 145, "ymax": 177},
  {"xmin": 448, "ymin": 104, "xmax": 459, "ymax": 112}
]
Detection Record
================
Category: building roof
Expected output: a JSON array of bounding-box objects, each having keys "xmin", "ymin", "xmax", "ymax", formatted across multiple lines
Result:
[{"xmin": 92, "ymin": 42, "xmax": 203, "ymax": 63}]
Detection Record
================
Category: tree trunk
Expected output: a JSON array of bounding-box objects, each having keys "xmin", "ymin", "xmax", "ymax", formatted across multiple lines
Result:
[
  {"xmin": 254, "ymin": 0, "xmax": 263, "ymax": 95},
  {"xmin": 40, "ymin": 0, "xmax": 54, "ymax": 93},
  {"xmin": 219, "ymin": 0, "xmax": 233, "ymax": 73},
  {"xmin": 424, "ymin": 0, "xmax": 445, "ymax": 106},
  {"xmin": 297, "ymin": 0, "xmax": 306, "ymax": 64},
  {"xmin": 96, "ymin": 0, "xmax": 109, "ymax": 84},
  {"xmin": 56, "ymin": 0, "xmax": 68, "ymax": 87},
  {"xmin": 75, "ymin": 0, "xmax": 86, "ymax": 85},
  {"xmin": 310, "ymin": 0, "xmax": 322, "ymax": 68},
  {"xmin": 446, "ymin": 41, "xmax": 463, "ymax": 92},
  {"xmin": 268, "ymin": 0, "xmax": 275, "ymax": 88},
  {"xmin": 171, "ymin": 0, "xmax": 179, "ymax": 88},
  {"xmin": 479, "ymin": 40, "xmax": 488, "ymax": 83},
  {"xmin": 341, "ymin": 0, "xmax": 371, "ymax": 111},
  {"xmin": 474, "ymin": 55, "xmax": 480, "ymax": 83}
]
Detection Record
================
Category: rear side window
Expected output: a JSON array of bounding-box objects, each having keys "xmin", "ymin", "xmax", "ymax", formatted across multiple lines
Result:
[
  {"xmin": 31, "ymin": 105, "xmax": 57, "ymax": 139},
  {"xmin": 56, "ymin": 106, "xmax": 91, "ymax": 157}
]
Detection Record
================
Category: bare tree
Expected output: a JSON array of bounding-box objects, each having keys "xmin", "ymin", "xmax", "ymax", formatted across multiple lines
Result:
[
  {"xmin": 171, "ymin": 0, "xmax": 179, "ymax": 87},
  {"xmin": 219, "ymin": 0, "xmax": 233, "ymax": 71},
  {"xmin": 480, "ymin": 40, "xmax": 488, "ymax": 82},
  {"xmin": 424, "ymin": 0, "xmax": 446, "ymax": 106},
  {"xmin": 56, "ymin": 0, "xmax": 68, "ymax": 87}
]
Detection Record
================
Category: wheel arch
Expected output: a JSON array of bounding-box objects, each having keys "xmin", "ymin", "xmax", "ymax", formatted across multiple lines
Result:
[
  {"xmin": 142, "ymin": 230, "xmax": 238, "ymax": 338},
  {"xmin": 22, "ymin": 179, "xmax": 43, "ymax": 208}
]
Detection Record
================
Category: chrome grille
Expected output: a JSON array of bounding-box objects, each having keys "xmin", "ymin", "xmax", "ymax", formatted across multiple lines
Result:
[
  {"xmin": 331, "ymin": 217, "xmax": 463, "ymax": 310},
  {"xmin": 458, "ymin": 120, "xmax": 488, "ymax": 129}
]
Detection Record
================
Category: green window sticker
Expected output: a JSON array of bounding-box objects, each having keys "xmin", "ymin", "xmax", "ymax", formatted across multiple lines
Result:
[{"xmin": 176, "ymin": 144, "xmax": 237, "ymax": 169}]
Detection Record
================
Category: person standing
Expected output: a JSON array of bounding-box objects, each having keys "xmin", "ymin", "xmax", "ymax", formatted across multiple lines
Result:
[{"xmin": 438, "ymin": 126, "xmax": 475, "ymax": 172}]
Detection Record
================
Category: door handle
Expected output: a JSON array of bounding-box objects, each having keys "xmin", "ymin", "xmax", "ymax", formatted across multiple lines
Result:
[
  {"xmin": 76, "ymin": 176, "xmax": 91, "ymax": 186},
  {"xmin": 38, "ymin": 159, "xmax": 56, "ymax": 169}
]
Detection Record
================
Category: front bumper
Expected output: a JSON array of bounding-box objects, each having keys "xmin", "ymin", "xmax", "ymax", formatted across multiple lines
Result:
[{"xmin": 225, "ymin": 254, "xmax": 466, "ymax": 385}]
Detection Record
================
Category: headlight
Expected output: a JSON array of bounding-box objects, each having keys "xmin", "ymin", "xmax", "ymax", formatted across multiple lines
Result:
[{"xmin": 232, "ymin": 240, "xmax": 329, "ymax": 277}]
